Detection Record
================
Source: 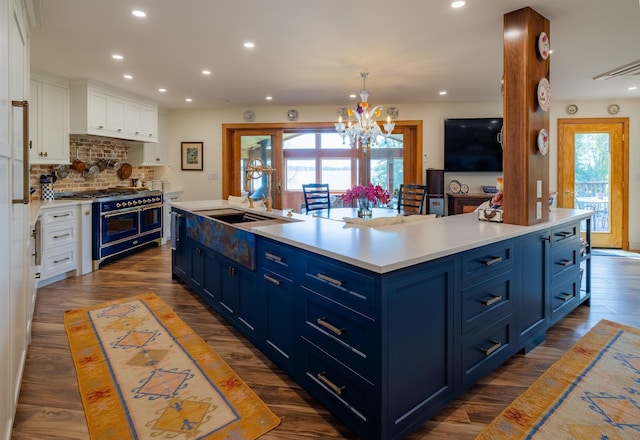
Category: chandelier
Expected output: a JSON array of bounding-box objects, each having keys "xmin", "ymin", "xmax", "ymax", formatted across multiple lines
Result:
[{"xmin": 334, "ymin": 72, "xmax": 395, "ymax": 152}]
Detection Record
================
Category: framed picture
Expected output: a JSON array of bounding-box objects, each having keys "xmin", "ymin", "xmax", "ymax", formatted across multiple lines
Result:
[{"xmin": 181, "ymin": 142, "xmax": 203, "ymax": 171}]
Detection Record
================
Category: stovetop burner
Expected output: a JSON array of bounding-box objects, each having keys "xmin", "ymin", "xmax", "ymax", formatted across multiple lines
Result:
[{"xmin": 55, "ymin": 188, "xmax": 160, "ymax": 200}]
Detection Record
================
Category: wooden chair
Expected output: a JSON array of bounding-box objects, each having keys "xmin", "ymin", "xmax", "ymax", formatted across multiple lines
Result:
[
  {"xmin": 302, "ymin": 183, "xmax": 330, "ymax": 214},
  {"xmin": 398, "ymin": 183, "xmax": 427, "ymax": 214}
]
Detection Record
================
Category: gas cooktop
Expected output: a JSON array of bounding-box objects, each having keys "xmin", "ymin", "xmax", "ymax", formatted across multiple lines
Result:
[{"xmin": 55, "ymin": 188, "xmax": 161, "ymax": 200}]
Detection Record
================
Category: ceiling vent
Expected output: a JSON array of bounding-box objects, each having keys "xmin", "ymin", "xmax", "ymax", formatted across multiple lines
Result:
[{"xmin": 593, "ymin": 59, "xmax": 640, "ymax": 80}]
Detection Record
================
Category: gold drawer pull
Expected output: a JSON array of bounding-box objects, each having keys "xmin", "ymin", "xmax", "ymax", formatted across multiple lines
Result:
[
  {"xmin": 480, "ymin": 340, "xmax": 502, "ymax": 356},
  {"xmin": 482, "ymin": 295, "xmax": 502, "ymax": 306},
  {"xmin": 317, "ymin": 317, "xmax": 345, "ymax": 336},
  {"xmin": 557, "ymin": 292, "xmax": 573, "ymax": 301},
  {"xmin": 53, "ymin": 257, "xmax": 70, "ymax": 264},
  {"xmin": 482, "ymin": 256, "xmax": 502, "ymax": 266},
  {"xmin": 317, "ymin": 273, "xmax": 343, "ymax": 287},
  {"xmin": 265, "ymin": 252, "xmax": 282, "ymax": 262},
  {"xmin": 317, "ymin": 372, "xmax": 345, "ymax": 395},
  {"xmin": 263, "ymin": 274, "xmax": 281, "ymax": 286},
  {"xmin": 53, "ymin": 233, "xmax": 71, "ymax": 239}
]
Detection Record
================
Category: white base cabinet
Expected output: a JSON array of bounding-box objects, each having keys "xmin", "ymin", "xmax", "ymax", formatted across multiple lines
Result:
[{"xmin": 37, "ymin": 205, "xmax": 79, "ymax": 286}]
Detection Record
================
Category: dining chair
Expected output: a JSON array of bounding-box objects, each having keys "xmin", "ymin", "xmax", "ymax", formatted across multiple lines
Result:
[
  {"xmin": 302, "ymin": 183, "xmax": 331, "ymax": 214},
  {"xmin": 398, "ymin": 183, "xmax": 427, "ymax": 214}
]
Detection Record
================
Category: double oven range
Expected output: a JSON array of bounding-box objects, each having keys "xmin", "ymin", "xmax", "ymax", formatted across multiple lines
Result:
[{"xmin": 56, "ymin": 189, "xmax": 163, "ymax": 269}]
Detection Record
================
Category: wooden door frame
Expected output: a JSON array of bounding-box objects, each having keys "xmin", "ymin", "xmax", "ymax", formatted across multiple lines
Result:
[
  {"xmin": 222, "ymin": 121, "xmax": 423, "ymax": 208},
  {"xmin": 557, "ymin": 117, "xmax": 629, "ymax": 249}
]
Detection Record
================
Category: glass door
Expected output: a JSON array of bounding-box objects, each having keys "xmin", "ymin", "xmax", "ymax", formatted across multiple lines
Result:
[
  {"xmin": 232, "ymin": 130, "xmax": 280, "ymax": 208},
  {"xmin": 558, "ymin": 119, "xmax": 627, "ymax": 248}
]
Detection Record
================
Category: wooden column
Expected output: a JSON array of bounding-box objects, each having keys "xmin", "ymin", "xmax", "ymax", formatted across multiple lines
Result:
[{"xmin": 502, "ymin": 7, "xmax": 550, "ymax": 226}]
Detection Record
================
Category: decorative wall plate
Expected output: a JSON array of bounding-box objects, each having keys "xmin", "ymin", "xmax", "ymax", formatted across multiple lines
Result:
[
  {"xmin": 449, "ymin": 180, "xmax": 461, "ymax": 194},
  {"xmin": 287, "ymin": 109, "xmax": 299, "ymax": 121},
  {"xmin": 537, "ymin": 32, "xmax": 550, "ymax": 60},
  {"xmin": 566, "ymin": 104, "xmax": 578, "ymax": 115},
  {"xmin": 537, "ymin": 128, "xmax": 549, "ymax": 155},
  {"xmin": 537, "ymin": 78, "xmax": 551, "ymax": 112},
  {"xmin": 607, "ymin": 104, "xmax": 620, "ymax": 115},
  {"xmin": 460, "ymin": 183, "xmax": 469, "ymax": 194},
  {"xmin": 244, "ymin": 110, "xmax": 255, "ymax": 122}
]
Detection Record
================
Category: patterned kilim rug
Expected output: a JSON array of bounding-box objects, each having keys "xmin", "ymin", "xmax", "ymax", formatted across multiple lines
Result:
[
  {"xmin": 64, "ymin": 292, "xmax": 280, "ymax": 439},
  {"xmin": 476, "ymin": 319, "xmax": 640, "ymax": 439}
]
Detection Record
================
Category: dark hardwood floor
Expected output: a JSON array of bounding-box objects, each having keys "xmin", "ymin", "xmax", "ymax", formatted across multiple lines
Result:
[{"xmin": 11, "ymin": 245, "xmax": 640, "ymax": 439}]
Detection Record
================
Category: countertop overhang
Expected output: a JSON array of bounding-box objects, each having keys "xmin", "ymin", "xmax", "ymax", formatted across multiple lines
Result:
[{"xmin": 172, "ymin": 200, "xmax": 593, "ymax": 274}]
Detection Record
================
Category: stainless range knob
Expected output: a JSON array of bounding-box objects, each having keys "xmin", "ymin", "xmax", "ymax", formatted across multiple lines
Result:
[
  {"xmin": 116, "ymin": 203, "xmax": 122, "ymax": 208},
  {"xmin": 127, "ymin": 201, "xmax": 133, "ymax": 206}
]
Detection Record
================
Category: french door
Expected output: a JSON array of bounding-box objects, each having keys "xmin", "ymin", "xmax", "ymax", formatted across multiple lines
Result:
[{"xmin": 557, "ymin": 118, "xmax": 628, "ymax": 248}]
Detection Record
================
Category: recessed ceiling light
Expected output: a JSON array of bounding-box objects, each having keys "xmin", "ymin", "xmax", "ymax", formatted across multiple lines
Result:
[
  {"xmin": 439, "ymin": 90, "xmax": 447, "ymax": 95},
  {"xmin": 265, "ymin": 96, "xmax": 273, "ymax": 101},
  {"xmin": 244, "ymin": 42, "xmax": 255, "ymax": 49},
  {"xmin": 112, "ymin": 54, "xmax": 123, "ymax": 60},
  {"xmin": 123, "ymin": 74, "xmax": 133, "ymax": 79},
  {"xmin": 451, "ymin": 1, "xmax": 465, "ymax": 8},
  {"xmin": 629, "ymin": 86, "xmax": 638, "ymax": 91},
  {"xmin": 132, "ymin": 10, "xmax": 146, "ymax": 17},
  {"xmin": 185, "ymin": 98, "xmax": 193, "ymax": 102},
  {"xmin": 202, "ymin": 70, "xmax": 211, "ymax": 75},
  {"xmin": 349, "ymin": 94, "xmax": 357, "ymax": 99},
  {"xmin": 158, "ymin": 88, "xmax": 166, "ymax": 93}
]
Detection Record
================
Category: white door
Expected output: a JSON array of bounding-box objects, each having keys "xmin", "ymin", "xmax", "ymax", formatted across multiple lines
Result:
[{"xmin": 2, "ymin": 0, "xmax": 30, "ymax": 437}]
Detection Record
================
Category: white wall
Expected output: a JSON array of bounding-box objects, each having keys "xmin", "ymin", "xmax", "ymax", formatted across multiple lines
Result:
[{"xmin": 156, "ymin": 98, "xmax": 640, "ymax": 248}]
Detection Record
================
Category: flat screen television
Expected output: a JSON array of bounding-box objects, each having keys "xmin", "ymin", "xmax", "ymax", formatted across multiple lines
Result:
[{"xmin": 444, "ymin": 118, "xmax": 503, "ymax": 172}]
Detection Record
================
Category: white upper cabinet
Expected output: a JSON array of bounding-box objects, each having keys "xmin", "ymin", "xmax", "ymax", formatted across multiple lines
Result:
[
  {"xmin": 129, "ymin": 111, "xmax": 167, "ymax": 165},
  {"xmin": 70, "ymin": 80, "xmax": 158, "ymax": 142},
  {"xmin": 29, "ymin": 71, "xmax": 70, "ymax": 164}
]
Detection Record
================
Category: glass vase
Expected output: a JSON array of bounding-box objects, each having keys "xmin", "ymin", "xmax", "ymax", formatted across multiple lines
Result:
[{"xmin": 357, "ymin": 197, "xmax": 372, "ymax": 218}]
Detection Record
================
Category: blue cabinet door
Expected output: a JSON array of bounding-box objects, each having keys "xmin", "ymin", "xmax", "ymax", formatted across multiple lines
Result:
[
  {"xmin": 516, "ymin": 230, "xmax": 549, "ymax": 351},
  {"xmin": 171, "ymin": 210, "xmax": 189, "ymax": 281},
  {"xmin": 262, "ymin": 268, "xmax": 296, "ymax": 374}
]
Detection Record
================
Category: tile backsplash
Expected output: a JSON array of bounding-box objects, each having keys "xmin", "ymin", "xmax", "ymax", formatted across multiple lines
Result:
[{"xmin": 30, "ymin": 135, "xmax": 155, "ymax": 199}]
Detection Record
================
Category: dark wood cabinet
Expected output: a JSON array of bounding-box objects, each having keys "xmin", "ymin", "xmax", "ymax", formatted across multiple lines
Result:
[{"xmin": 447, "ymin": 193, "xmax": 493, "ymax": 215}]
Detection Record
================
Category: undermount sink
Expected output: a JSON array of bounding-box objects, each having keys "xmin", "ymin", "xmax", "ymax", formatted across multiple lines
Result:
[{"xmin": 202, "ymin": 209, "xmax": 274, "ymax": 224}]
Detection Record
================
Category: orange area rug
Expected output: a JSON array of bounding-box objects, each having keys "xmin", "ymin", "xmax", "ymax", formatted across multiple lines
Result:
[
  {"xmin": 476, "ymin": 319, "xmax": 640, "ymax": 439},
  {"xmin": 64, "ymin": 292, "xmax": 280, "ymax": 439}
]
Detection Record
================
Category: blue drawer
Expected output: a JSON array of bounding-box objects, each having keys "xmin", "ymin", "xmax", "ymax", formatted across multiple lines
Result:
[
  {"xmin": 461, "ymin": 270, "xmax": 513, "ymax": 335},
  {"xmin": 460, "ymin": 240, "xmax": 514, "ymax": 283},
  {"xmin": 300, "ymin": 287, "xmax": 375, "ymax": 381},
  {"xmin": 303, "ymin": 256, "xmax": 376, "ymax": 314},
  {"xmin": 300, "ymin": 338, "xmax": 375, "ymax": 440}
]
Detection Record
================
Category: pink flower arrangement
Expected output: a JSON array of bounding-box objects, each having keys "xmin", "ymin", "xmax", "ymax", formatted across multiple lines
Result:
[{"xmin": 342, "ymin": 182, "xmax": 390, "ymax": 206}]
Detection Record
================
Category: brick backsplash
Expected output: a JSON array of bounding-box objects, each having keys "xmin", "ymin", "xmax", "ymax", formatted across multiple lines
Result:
[{"xmin": 30, "ymin": 135, "xmax": 155, "ymax": 199}]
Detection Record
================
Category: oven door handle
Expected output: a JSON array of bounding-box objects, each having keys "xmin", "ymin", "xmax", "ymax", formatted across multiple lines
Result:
[
  {"xmin": 103, "ymin": 206, "xmax": 142, "ymax": 218},
  {"xmin": 142, "ymin": 204, "xmax": 162, "ymax": 211}
]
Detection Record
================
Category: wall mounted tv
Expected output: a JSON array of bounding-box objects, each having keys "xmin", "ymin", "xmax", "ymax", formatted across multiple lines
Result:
[{"xmin": 444, "ymin": 118, "xmax": 503, "ymax": 172}]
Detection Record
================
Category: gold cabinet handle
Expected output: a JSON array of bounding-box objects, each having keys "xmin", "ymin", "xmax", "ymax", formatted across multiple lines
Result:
[
  {"xmin": 317, "ymin": 273, "xmax": 343, "ymax": 287},
  {"xmin": 482, "ymin": 256, "xmax": 502, "ymax": 266},
  {"xmin": 316, "ymin": 317, "xmax": 345, "ymax": 336},
  {"xmin": 263, "ymin": 274, "xmax": 280, "ymax": 286},
  {"xmin": 265, "ymin": 252, "xmax": 282, "ymax": 262},
  {"xmin": 480, "ymin": 340, "xmax": 502, "ymax": 356},
  {"xmin": 481, "ymin": 295, "xmax": 502, "ymax": 306},
  {"xmin": 316, "ymin": 372, "xmax": 345, "ymax": 395}
]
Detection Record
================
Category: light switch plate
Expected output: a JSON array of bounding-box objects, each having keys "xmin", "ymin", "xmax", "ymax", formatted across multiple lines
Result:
[
  {"xmin": 537, "ymin": 180, "xmax": 542, "ymax": 198},
  {"xmin": 536, "ymin": 201, "xmax": 542, "ymax": 219}
]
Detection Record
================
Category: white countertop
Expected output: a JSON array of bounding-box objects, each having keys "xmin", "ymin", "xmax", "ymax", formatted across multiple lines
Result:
[{"xmin": 172, "ymin": 200, "xmax": 593, "ymax": 274}]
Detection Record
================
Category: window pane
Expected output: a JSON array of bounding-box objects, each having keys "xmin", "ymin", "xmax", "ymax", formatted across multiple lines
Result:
[
  {"xmin": 321, "ymin": 132, "xmax": 351, "ymax": 149},
  {"xmin": 320, "ymin": 159, "xmax": 351, "ymax": 190},
  {"xmin": 575, "ymin": 132, "xmax": 610, "ymax": 232},
  {"xmin": 284, "ymin": 133, "xmax": 316, "ymax": 149},
  {"xmin": 286, "ymin": 159, "xmax": 316, "ymax": 190}
]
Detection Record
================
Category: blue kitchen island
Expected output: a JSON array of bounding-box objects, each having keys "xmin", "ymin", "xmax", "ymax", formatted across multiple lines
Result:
[{"xmin": 170, "ymin": 201, "xmax": 592, "ymax": 440}]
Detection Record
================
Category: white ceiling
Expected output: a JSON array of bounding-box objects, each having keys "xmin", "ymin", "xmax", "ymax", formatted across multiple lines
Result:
[{"xmin": 29, "ymin": 0, "xmax": 640, "ymax": 110}]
